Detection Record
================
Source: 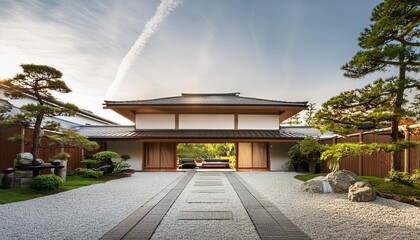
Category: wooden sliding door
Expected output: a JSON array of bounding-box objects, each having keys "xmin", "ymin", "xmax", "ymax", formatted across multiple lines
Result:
[
  {"xmin": 144, "ymin": 142, "xmax": 176, "ymax": 170},
  {"xmin": 237, "ymin": 142, "xmax": 268, "ymax": 170}
]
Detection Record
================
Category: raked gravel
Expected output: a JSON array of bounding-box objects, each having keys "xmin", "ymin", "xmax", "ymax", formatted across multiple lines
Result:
[
  {"xmin": 237, "ymin": 172, "xmax": 420, "ymax": 240},
  {"xmin": 1, "ymin": 171, "xmax": 419, "ymax": 240},
  {"xmin": 0, "ymin": 172, "xmax": 184, "ymax": 240}
]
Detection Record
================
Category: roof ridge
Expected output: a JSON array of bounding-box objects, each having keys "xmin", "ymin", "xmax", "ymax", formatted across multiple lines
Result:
[
  {"xmin": 181, "ymin": 92, "xmax": 240, "ymax": 97},
  {"xmin": 239, "ymin": 95, "xmax": 308, "ymax": 105},
  {"xmin": 104, "ymin": 95, "xmax": 181, "ymax": 104}
]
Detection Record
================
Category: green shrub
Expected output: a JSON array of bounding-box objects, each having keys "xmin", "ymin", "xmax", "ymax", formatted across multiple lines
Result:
[
  {"xmin": 81, "ymin": 159, "xmax": 101, "ymax": 169},
  {"xmin": 120, "ymin": 154, "xmax": 131, "ymax": 161},
  {"xmin": 387, "ymin": 169, "xmax": 413, "ymax": 186},
  {"xmin": 112, "ymin": 161, "xmax": 131, "ymax": 174},
  {"xmin": 93, "ymin": 151, "xmax": 120, "ymax": 161},
  {"xmin": 76, "ymin": 168, "xmax": 103, "ymax": 178},
  {"xmin": 31, "ymin": 174, "xmax": 63, "ymax": 191},
  {"xmin": 410, "ymin": 169, "xmax": 420, "ymax": 181},
  {"xmin": 51, "ymin": 152, "xmax": 71, "ymax": 160}
]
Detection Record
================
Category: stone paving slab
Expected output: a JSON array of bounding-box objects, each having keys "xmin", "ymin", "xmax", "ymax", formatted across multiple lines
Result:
[
  {"xmin": 177, "ymin": 211, "xmax": 234, "ymax": 220},
  {"xmin": 225, "ymin": 172, "xmax": 310, "ymax": 240},
  {"xmin": 191, "ymin": 188, "xmax": 225, "ymax": 193},
  {"xmin": 186, "ymin": 197, "xmax": 229, "ymax": 203}
]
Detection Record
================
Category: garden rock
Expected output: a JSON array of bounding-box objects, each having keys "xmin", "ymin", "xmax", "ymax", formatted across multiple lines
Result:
[
  {"xmin": 348, "ymin": 181, "xmax": 376, "ymax": 202},
  {"xmin": 16, "ymin": 152, "xmax": 33, "ymax": 166},
  {"xmin": 327, "ymin": 170, "xmax": 362, "ymax": 193},
  {"xmin": 32, "ymin": 159, "xmax": 44, "ymax": 166},
  {"xmin": 301, "ymin": 176, "xmax": 326, "ymax": 193}
]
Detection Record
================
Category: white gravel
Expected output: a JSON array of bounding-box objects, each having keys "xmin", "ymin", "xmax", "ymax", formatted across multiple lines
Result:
[
  {"xmin": 237, "ymin": 172, "xmax": 420, "ymax": 240},
  {"xmin": 0, "ymin": 172, "xmax": 184, "ymax": 240},
  {"xmin": 2, "ymin": 171, "xmax": 418, "ymax": 240},
  {"xmin": 151, "ymin": 171, "xmax": 260, "ymax": 240}
]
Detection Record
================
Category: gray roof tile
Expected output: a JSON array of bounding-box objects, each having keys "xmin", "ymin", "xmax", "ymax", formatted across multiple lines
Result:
[
  {"xmin": 104, "ymin": 93, "xmax": 307, "ymax": 106},
  {"xmin": 75, "ymin": 125, "xmax": 333, "ymax": 140}
]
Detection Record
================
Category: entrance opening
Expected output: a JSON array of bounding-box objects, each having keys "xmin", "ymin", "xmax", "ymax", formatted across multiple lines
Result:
[{"xmin": 176, "ymin": 143, "xmax": 236, "ymax": 171}]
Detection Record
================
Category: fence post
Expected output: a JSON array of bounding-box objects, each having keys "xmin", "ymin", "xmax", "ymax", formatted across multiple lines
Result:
[
  {"xmin": 404, "ymin": 128, "xmax": 410, "ymax": 172},
  {"xmin": 358, "ymin": 132, "xmax": 363, "ymax": 176},
  {"xmin": 20, "ymin": 127, "xmax": 25, "ymax": 153}
]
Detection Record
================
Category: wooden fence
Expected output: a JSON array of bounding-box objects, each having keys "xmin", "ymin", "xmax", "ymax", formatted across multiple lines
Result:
[
  {"xmin": 321, "ymin": 128, "xmax": 420, "ymax": 178},
  {"xmin": 0, "ymin": 126, "xmax": 105, "ymax": 172}
]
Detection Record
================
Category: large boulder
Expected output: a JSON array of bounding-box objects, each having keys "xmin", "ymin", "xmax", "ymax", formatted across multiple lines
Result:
[
  {"xmin": 16, "ymin": 152, "xmax": 34, "ymax": 166},
  {"xmin": 348, "ymin": 181, "xmax": 376, "ymax": 202},
  {"xmin": 327, "ymin": 170, "xmax": 362, "ymax": 193},
  {"xmin": 301, "ymin": 176, "xmax": 332, "ymax": 193}
]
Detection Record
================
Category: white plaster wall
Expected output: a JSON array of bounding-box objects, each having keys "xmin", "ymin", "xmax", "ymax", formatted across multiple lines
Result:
[
  {"xmin": 270, "ymin": 142, "xmax": 295, "ymax": 171},
  {"xmin": 179, "ymin": 114, "xmax": 234, "ymax": 129},
  {"xmin": 107, "ymin": 141, "xmax": 143, "ymax": 171},
  {"xmin": 135, "ymin": 114, "xmax": 175, "ymax": 129},
  {"xmin": 238, "ymin": 115, "xmax": 279, "ymax": 130}
]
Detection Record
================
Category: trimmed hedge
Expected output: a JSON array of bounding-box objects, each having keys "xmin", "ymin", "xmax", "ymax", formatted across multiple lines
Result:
[{"xmin": 31, "ymin": 174, "xmax": 63, "ymax": 191}]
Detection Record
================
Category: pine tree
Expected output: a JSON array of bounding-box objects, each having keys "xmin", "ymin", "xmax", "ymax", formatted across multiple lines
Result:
[
  {"xmin": 314, "ymin": 0, "xmax": 419, "ymax": 171},
  {"xmin": 1, "ymin": 64, "xmax": 98, "ymax": 160}
]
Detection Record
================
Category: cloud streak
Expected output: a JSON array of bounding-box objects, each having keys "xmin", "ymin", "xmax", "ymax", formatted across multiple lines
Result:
[{"xmin": 106, "ymin": 0, "xmax": 182, "ymax": 99}]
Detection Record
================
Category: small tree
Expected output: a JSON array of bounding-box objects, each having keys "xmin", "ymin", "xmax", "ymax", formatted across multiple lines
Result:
[
  {"xmin": 304, "ymin": 103, "xmax": 316, "ymax": 126},
  {"xmin": 314, "ymin": 0, "xmax": 419, "ymax": 171},
  {"xmin": 288, "ymin": 137, "xmax": 324, "ymax": 173},
  {"xmin": 284, "ymin": 113, "xmax": 302, "ymax": 126},
  {"xmin": 0, "ymin": 64, "xmax": 99, "ymax": 160}
]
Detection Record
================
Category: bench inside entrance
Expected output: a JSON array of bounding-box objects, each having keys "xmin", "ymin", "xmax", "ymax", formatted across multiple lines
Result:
[{"xmin": 201, "ymin": 159, "xmax": 230, "ymax": 168}]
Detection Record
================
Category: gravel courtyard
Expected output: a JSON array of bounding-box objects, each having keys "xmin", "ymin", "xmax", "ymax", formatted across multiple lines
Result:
[{"xmin": 0, "ymin": 171, "xmax": 419, "ymax": 240}]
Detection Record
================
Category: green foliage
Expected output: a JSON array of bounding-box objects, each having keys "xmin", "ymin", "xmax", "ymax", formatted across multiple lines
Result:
[
  {"xmin": 387, "ymin": 169, "xmax": 413, "ymax": 186},
  {"xmin": 321, "ymin": 141, "xmax": 419, "ymax": 171},
  {"xmin": 177, "ymin": 143, "xmax": 236, "ymax": 159},
  {"xmin": 75, "ymin": 168, "xmax": 104, "ymax": 178},
  {"xmin": 31, "ymin": 174, "xmax": 63, "ymax": 191},
  {"xmin": 313, "ymin": 78, "xmax": 418, "ymax": 134},
  {"xmin": 48, "ymin": 129, "xmax": 100, "ymax": 151},
  {"xmin": 80, "ymin": 159, "xmax": 101, "ymax": 168},
  {"xmin": 313, "ymin": 0, "xmax": 419, "ymax": 171},
  {"xmin": 0, "ymin": 64, "xmax": 80, "ymax": 159},
  {"xmin": 304, "ymin": 103, "xmax": 316, "ymax": 126},
  {"xmin": 288, "ymin": 137, "xmax": 324, "ymax": 165},
  {"xmin": 284, "ymin": 113, "xmax": 302, "ymax": 126},
  {"xmin": 120, "ymin": 154, "xmax": 131, "ymax": 161},
  {"xmin": 51, "ymin": 152, "xmax": 71, "ymax": 160},
  {"xmin": 411, "ymin": 169, "xmax": 420, "ymax": 181},
  {"xmin": 93, "ymin": 151, "xmax": 120, "ymax": 161},
  {"xmin": 112, "ymin": 161, "xmax": 131, "ymax": 174}
]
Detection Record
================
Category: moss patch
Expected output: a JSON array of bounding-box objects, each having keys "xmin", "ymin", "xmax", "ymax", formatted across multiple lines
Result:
[{"xmin": 294, "ymin": 173, "xmax": 327, "ymax": 182}]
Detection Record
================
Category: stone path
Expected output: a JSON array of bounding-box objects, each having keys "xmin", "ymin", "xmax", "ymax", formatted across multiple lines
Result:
[{"xmin": 101, "ymin": 171, "xmax": 309, "ymax": 240}]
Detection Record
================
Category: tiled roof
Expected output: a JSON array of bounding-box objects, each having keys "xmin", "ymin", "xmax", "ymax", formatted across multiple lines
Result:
[
  {"xmin": 104, "ymin": 93, "xmax": 307, "ymax": 107},
  {"xmin": 280, "ymin": 126, "xmax": 336, "ymax": 139},
  {"xmin": 74, "ymin": 125, "xmax": 332, "ymax": 140}
]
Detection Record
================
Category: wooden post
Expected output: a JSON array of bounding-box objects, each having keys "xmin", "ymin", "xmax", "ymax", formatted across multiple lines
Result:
[
  {"xmin": 404, "ymin": 128, "xmax": 410, "ymax": 172},
  {"xmin": 358, "ymin": 132, "xmax": 363, "ymax": 176},
  {"xmin": 20, "ymin": 127, "xmax": 25, "ymax": 153}
]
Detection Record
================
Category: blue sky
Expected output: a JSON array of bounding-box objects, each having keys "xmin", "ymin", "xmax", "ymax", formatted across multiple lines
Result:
[{"xmin": 0, "ymin": 0, "xmax": 383, "ymax": 124}]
